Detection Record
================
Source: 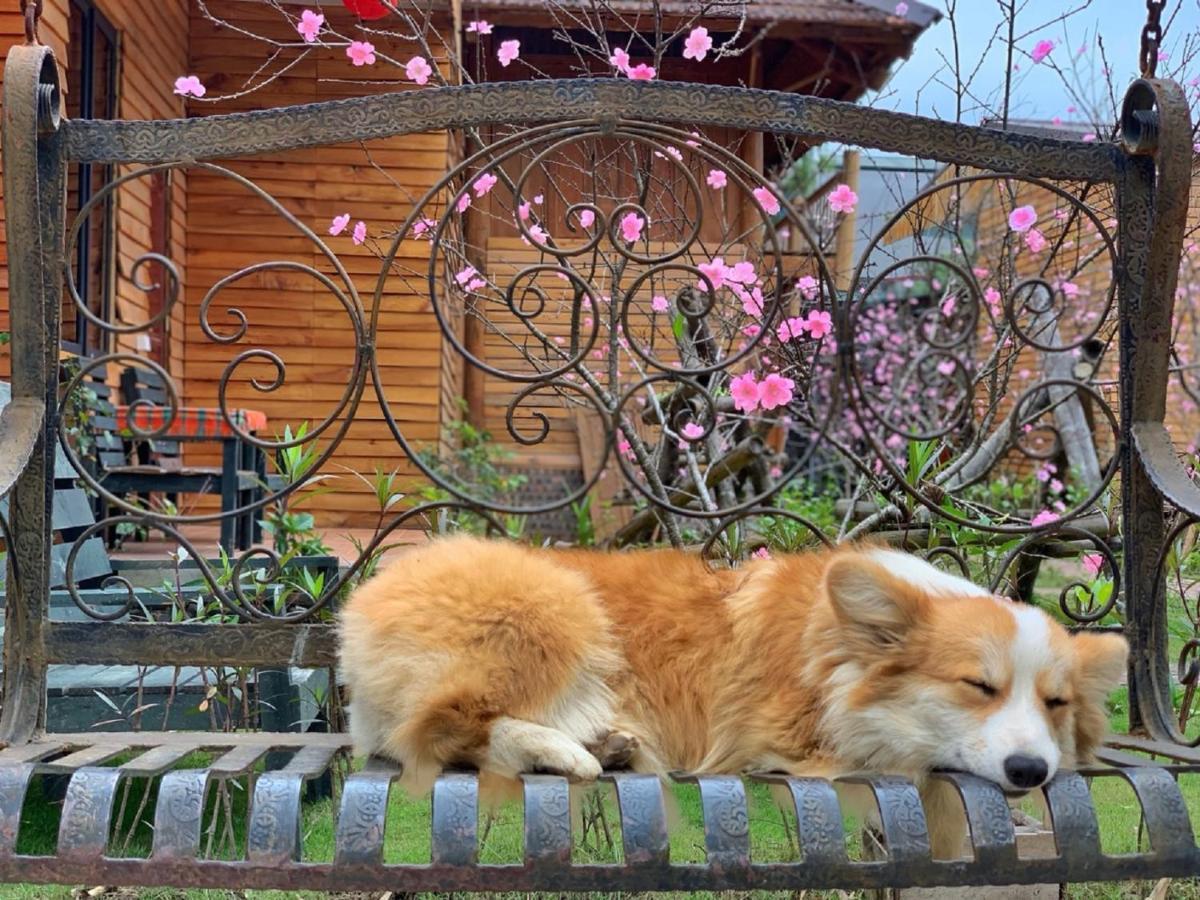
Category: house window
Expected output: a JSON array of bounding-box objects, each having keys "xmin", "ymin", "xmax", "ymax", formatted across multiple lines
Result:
[{"xmin": 64, "ymin": 0, "xmax": 118, "ymax": 357}]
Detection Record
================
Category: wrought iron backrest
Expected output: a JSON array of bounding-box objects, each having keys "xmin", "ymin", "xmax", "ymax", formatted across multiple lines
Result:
[{"xmin": 0, "ymin": 41, "xmax": 1192, "ymax": 747}]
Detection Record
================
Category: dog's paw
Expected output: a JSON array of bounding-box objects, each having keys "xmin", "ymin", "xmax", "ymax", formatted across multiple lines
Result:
[
  {"xmin": 531, "ymin": 741, "xmax": 604, "ymax": 783},
  {"xmin": 586, "ymin": 730, "xmax": 639, "ymax": 770}
]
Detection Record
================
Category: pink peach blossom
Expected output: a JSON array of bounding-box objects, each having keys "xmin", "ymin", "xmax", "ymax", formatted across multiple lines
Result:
[
  {"xmin": 758, "ymin": 373, "xmax": 795, "ymax": 410},
  {"xmin": 1082, "ymin": 553, "xmax": 1104, "ymax": 578},
  {"xmin": 803, "ymin": 309, "xmax": 833, "ymax": 338},
  {"xmin": 681, "ymin": 422, "xmax": 705, "ymax": 440},
  {"xmin": 352, "ymin": 221, "xmax": 367, "ymax": 245},
  {"xmin": 1031, "ymin": 509, "xmax": 1059, "ymax": 528},
  {"xmin": 609, "ymin": 47, "xmax": 631, "ymax": 73},
  {"xmin": 329, "ymin": 213, "xmax": 350, "ymax": 236},
  {"xmin": 1025, "ymin": 228, "xmax": 1048, "ymax": 253},
  {"xmin": 466, "ymin": 19, "xmax": 493, "ymax": 34},
  {"xmin": 296, "ymin": 9, "xmax": 324, "ymax": 42},
  {"xmin": 472, "ymin": 173, "xmax": 498, "ymax": 197},
  {"xmin": 578, "ymin": 209, "xmax": 595, "ymax": 229},
  {"xmin": 726, "ymin": 261, "xmax": 756, "ymax": 284},
  {"xmin": 405, "ymin": 56, "xmax": 433, "ymax": 85},
  {"xmin": 456, "ymin": 193, "xmax": 471, "ymax": 213},
  {"xmin": 730, "ymin": 373, "xmax": 762, "ymax": 413},
  {"xmin": 738, "ymin": 286, "xmax": 764, "ymax": 317},
  {"xmin": 1008, "ymin": 205, "xmax": 1037, "ymax": 233},
  {"xmin": 627, "ymin": 63, "xmax": 656, "ymax": 81},
  {"xmin": 796, "ymin": 275, "xmax": 819, "ymax": 300},
  {"xmin": 894, "ymin": 1, "xmax": 909, "ymax": 14},
  {"xmin": 173, "ymin": 75, "xmax": 206, "ymax": 98},
  {"xmin": 497, "ymin": 39, "xmax": 520, "ymax": 67},
  {"xmin": 347, "ymin": 41, "xmax": 377, "ymax": 66},
  {"xmin": 707, "ymin": 169, "xmax": 727, "ymax": 189},
  {"xmin": 827, "ymin": 183, "xmax": 858, "ymax": 214},
  {"xmin": 1031, "ymin": 39, "xmax": 1055, "ymax": 63},
  {"xmin": 753, "ymin": 186, "xmax": 780, "ymax": 216},
  {"xmin": 619, "ymin": 211, "xmax": 645, "ymax": 243},
  {"xmin": 651, "ymin": 294, "xmax": 669, "ymax": 313},
  {"xmin": 777, "ymin": 317, "xmax": 807, "ymax": 342},
  {"xmin": 698, "ymin": 257, "xmax": 727, "ymax": 292},
  {"xmin": 683, "ymin": 26, "xmax": 713, "ymax": 61}
]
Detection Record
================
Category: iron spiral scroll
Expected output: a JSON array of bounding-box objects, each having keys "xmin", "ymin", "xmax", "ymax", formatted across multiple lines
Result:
[{"xmin": 56, "ymin": 116, "xmax": 1123, "ymax": 628}]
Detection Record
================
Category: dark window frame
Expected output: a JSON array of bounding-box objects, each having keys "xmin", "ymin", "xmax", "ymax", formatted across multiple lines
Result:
[{"xmin": 64, "ymin": 0, "xmax": 118, "ymax": 357}]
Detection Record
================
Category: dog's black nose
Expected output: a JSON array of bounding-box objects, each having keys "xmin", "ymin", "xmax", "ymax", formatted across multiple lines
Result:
[{"xmin": 1003, "ymin": 754, "xmax": 1049, "ymax": 789}]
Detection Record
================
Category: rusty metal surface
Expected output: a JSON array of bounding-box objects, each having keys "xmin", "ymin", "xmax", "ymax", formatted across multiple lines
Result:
[
  {"xmin": 0, "ymin": 760, "xmax": 1189, "ymax": 890},
  {"xmin": 1117, "ymin": 77, "xmax": 1196, "ymax": 741},
  {"xmin": 1, "ymin": 41, "xmax": 62, "ymax": 747},
  {"xmin": 62, "ymin": 79, "xmax": 1120, "ymax": 181}
]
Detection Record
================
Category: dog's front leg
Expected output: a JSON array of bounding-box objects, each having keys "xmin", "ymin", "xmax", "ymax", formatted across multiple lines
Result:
[{"xmin": 919, "ymin": 778, "xmax": 971, "ymax": 860}]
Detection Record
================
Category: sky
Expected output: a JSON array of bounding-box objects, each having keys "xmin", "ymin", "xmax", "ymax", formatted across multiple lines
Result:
[{"xmin": 873, "ymin": 0, "xmax": 1200, "ymax": 127}]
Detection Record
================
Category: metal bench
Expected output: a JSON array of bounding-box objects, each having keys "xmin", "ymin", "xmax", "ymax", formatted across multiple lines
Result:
[{"xmin": 2, "ymin": 12, "xmax": 1199, "ymax": 894}]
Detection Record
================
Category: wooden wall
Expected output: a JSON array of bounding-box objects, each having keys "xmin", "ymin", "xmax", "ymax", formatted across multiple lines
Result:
[
  {"xmin": 0, "ymin": 0, "xmax": 189, "ymax": 380},
  {"xmin": 181, "ymin": 1, "xmax": 452, "ymax": 526}
]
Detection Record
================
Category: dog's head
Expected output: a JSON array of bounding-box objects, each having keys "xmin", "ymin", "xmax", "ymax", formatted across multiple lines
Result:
[{"xmin": 817, "ymin": 549, "xmax": 1127, "ymax": 794}]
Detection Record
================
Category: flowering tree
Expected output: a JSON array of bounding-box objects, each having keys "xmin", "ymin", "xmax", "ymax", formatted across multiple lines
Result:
[{"xmin": 169, "ymin": 0, "xmax": 1200, "ymax": 576}]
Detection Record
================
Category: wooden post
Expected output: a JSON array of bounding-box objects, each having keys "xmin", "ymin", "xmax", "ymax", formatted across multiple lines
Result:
[
  {"xmin": 834, "ymin": 149, "xmax": 860, "ymax": 293},
  {"xmin": 738, "ymin": 44, "xmax": 765, "ymax": 238}
]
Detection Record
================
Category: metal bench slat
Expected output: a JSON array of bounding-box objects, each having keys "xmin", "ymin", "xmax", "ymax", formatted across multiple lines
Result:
[
  {"xmin": 152, "ymin": 769, "xmax": 209, "ymax": 860},
  {"xmin": 247, "ymin": 772, "xmax": 305, "ymax": 865},
  {"xmin": 282, "ymin": 743, "xmax": 339, "ymax": 777},
  {"xmin": 842, "ymin": 774, "xmax": 931, "ymax": 865},
  {"xmin": 0, "ymin": 741, "xmax": 66, "ymax": 764},
  {"xmin": 431, "ymin": 772, "xmax": 478, "ymax": 866},
  {"xmin": 1043, "ymin": 770, "xmax": 1102, "ymax": 863},
  {"xmin": 521, "ymin": 774, "xmax": 572, "ymax": 867},
  {"xmin": 607, "ymin": 772, "xmax": 669, "ymax": 868},
  {"xmin": 930, "ymin": 772, "xmax": 1017, "ymax": 866},
  {"xmin": 0, "ymin": 765, "xmax": 34, "ymax": 859},
  {"xmin": 58, "ymin": 767, "xmax": 123, "ymax": 862},
  {"xmin": 119, "ymin": 744, "xmax": 197, "ymax": 776},
  {"xmin": 675, "ymin": 773, "xmax": 750, "ymax": 872},
  {"xmin": 335, "ymin": 767, "xmax": 397, "ymax": 866},
  {"xmin": 767, "ymin": 775, "xmax": 848, "ymax": 866},
  {"xmin": 38, "ymin": 743, "xmax": 129, "ymax": 773},
  {"xmin": 1118, "ymin": 766, "xmax": 1196, "ymax": 860},
  {"xmin": 208, "ymin": 744, "xmax": 270, "ymax": 775}
]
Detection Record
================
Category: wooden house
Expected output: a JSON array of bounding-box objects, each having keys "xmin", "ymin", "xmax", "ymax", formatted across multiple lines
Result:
[{"xmin": 0, "ymin": 0, "xmax": 938, "ymax": 528}]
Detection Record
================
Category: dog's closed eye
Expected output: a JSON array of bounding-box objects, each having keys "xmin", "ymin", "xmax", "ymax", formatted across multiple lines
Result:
[
  {"xmin": 1044, "ymin": 696, "xmax": 1069, "ymax": 709},
  {"xmin": 962, "ymin": 678, "xmax": 997, "ymax": 697}
]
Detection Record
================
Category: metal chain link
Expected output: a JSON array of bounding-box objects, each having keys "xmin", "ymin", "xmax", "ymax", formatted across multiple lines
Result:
[
  {"xmin": 19, "ymin": 0, "xmax": 42, "ymax": 46},
  {"xmin": 1141, "ymin": 0, "xmax": 1166, "ymax": 77}
]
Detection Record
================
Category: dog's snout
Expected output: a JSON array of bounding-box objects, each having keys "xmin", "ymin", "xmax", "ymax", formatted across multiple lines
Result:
[{"xmin": 1003, "ymin": 754, "xmax": 1049, "ymax": 789}]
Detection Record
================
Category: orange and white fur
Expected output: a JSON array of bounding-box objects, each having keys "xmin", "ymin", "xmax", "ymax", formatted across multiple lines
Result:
[{"xmin": 339, "ymin": 536, "xmax": 1127, "ymax": 856}]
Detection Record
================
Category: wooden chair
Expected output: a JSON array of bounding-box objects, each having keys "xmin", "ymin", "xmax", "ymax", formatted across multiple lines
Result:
[{"xmin": 68, "ymin": 364, "xmax": 259, "ymax": 552}]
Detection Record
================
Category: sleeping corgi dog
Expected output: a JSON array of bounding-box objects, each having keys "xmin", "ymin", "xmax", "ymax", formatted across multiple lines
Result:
[{"xmin": 339, "ymin": 536, "xmax": 1127, "ymax": 856}]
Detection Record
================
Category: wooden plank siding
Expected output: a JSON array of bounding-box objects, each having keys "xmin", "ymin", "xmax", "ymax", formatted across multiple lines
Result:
[
  {"xmin": 0, "ymin": 0, "xmax": 189, "ymax": 380},
  {"xmin": 181, "ymin": 2, "xmax": 453, "ymax": 525}
]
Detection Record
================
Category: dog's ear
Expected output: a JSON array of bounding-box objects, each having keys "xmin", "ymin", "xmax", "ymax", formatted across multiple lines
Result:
[
  {"xmin": 824, "ymin": 555, "xmax": 927, "ymax": 646},
  {"xmin": 1070, "ymin": 631, "xmax": 1128, "ymax": 762},
  {"xmin": 1071, "ymin": 631, "xmax": 1129, "ymax": 702}
]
